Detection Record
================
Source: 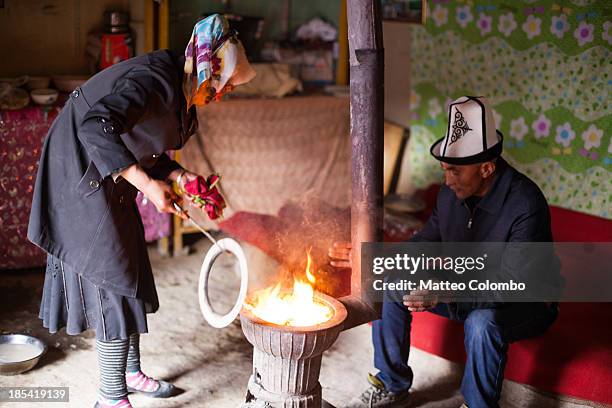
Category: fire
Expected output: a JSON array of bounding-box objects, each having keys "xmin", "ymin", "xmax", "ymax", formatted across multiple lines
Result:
[{"xmin": 244, "ymin": 251, "xmax": 333, "ymax": 327}]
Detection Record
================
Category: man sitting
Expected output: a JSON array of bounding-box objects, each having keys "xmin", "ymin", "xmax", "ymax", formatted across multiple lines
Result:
[{"xmin": 329, "ymin": 96, "xmax": 560, "ymax": 408}]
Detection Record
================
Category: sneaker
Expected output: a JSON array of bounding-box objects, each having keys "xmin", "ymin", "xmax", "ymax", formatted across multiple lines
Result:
[{"xmin": 345, "ymin": 373, "xmax": 411, "ymax": 408}]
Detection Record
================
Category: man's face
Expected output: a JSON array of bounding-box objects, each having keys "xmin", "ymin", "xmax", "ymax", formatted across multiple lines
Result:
[{"xmin": 440, "ymin": 162, "xmax": 489, "ymax": 199}]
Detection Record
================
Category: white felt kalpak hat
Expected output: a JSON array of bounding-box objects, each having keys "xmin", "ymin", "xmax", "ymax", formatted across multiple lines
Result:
[{"xmin": 430, "ymin": 96, "xmax": 504, "ymax": 165}]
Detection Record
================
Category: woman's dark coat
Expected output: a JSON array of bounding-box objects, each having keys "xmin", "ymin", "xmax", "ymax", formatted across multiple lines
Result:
[{"xmin": 28, "ymin": 50, "xmax": 196, "ymax": 301}]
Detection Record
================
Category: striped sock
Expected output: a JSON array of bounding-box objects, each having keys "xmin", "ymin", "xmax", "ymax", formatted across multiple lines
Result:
[
  {"xmin": 126, "ymin": 333, "xmax": 141, "ymax": 373},
  {"xmin": 124, "ymin": 333, "xmax": 161, "ymax": 392},
  {"xmin": 96, "ymin": 338, "xmax": 129, "ymax": 400}
]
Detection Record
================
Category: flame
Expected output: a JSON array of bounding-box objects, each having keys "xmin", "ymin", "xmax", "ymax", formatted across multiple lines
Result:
[
  {"xmin": 245, "ymin": 250, "xmax": 333, "ymax": 327},
  {"xmin": 305, "ymin": 251, "xmax": 315, "ymax": 283}
]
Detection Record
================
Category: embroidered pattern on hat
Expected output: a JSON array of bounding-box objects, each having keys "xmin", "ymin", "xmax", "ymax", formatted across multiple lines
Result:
[{"xmin": 450, "ymin": 108, "xmax": 472, "ymax": 145}]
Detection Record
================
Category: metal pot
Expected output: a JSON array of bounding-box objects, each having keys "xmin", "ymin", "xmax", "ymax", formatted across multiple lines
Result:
[{"xmin": 0, "ymin": 334, "xmax": 47, "ymax": 376}]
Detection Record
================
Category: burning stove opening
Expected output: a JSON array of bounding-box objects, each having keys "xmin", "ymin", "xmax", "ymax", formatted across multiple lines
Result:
[
  {"xmin": 240, "ymin": 250, "xmax": 348, "ymax": 408},
  {"xmin": 240, "ymin": 291, "xmax": 347, "ymax": 408},
  {"xmin": 243, "ymin": 250, "xmax": 334, "ymax": 327}
]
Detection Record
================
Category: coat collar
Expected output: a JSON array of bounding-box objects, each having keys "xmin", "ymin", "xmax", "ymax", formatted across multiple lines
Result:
[
  {"xmin": 172, "ymin": 52, "xmax": 198, "ymax": 148},
  {"xmin": 456, "ymin": 157, "xmax": 514, "ymax": 214}
]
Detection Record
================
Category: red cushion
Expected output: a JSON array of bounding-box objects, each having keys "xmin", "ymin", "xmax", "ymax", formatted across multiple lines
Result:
[
  {"xmin": 412, "ymin": 302, "xmax": 612, "ymax": 404},
  {"xmin": 219, "ymin": 211, "xmax": 287, "ymax": 263},
  {"xmin": 549, "ymin": 206, "xmax": 612, "ymax": 242},
  {"xmin": 219, "ymin": 201, "xmax": 352, "ymax": 297}
]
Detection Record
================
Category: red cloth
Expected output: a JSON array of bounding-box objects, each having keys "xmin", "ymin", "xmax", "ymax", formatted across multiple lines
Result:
[
  {"xmin": 0, "ymin": 101, "xmax": 172, "ymax": 269},
  {"xmin": 219, "ymin": 211, "xmax": 288, "ymax": 263},
  {"xmin": 136, "ymin": 191, "xmax": 172, "ymax": 243},
  {"xmin": 0, "ymin": 104, "xmax": 61, "ymax": 269},
  {"xmin": 135, "ymin": 152, "xmax": 174, "ymax": 243},
  {"xmin": 219, "ymin": 199, "xmax": 352, "ymax": 297}
]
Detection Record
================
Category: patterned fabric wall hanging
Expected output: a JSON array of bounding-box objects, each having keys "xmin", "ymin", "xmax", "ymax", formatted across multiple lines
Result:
[{"xmin": 407, "ymin": 0, "xmax": 610, "ymax": 218}]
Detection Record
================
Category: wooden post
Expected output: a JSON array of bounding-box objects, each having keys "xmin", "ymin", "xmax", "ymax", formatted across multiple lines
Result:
[
  {"xmin": 335, "ymin": 0, "xmax": 348, "ymax": 86},
  {"xmin": 144, "ymin": 0, "xmax": 154, "ymax": 52},
  {"xmin": 158, "ymin": 0, "xmax": 169, "ymax": 49},
  {"xmin": 340, "ymin": 0, "xmax": 384, "ymax": 330}
]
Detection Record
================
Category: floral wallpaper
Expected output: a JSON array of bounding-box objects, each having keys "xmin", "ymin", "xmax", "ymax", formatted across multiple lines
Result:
[{"xmin": 407, "ymin": 0, "xmax": 610, "ymax": 218}]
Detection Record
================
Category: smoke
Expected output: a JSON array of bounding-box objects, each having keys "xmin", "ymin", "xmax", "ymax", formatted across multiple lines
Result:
[
  {"xmin": 242, "ymin": 192, "xmax": 352, "ymax": 298},
  {"xmin": 274, "ymin": 193, "xmax": 351, "ymax": 297}
]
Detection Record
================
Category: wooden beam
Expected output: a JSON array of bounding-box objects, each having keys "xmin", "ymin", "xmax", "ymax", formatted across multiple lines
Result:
[
  {"xmin": 335, "ymin": 0, "xmax": 348, "ymax": 85},
  {"xmin": 158, "ymin": 0, "xmax": 169, "ymax": 49},
  {"xmin": 145, "ymin": 0, "xmax": 154, "ymax": 52}
]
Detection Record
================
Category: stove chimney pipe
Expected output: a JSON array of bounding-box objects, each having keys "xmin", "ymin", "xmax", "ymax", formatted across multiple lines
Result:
[{"xmin": 340, "ymin": 0, "xmax": 384, "ymax": 330}]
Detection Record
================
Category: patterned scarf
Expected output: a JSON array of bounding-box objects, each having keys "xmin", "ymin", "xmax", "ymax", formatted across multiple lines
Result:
[{"xmin": 183, "ymin": 14, "xmax": 255, "ymax": 109}]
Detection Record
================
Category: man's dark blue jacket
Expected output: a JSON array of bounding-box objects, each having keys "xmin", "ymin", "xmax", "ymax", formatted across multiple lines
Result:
[{"xmin": 411, "ymin": 157, "xmax": 563, "ymax": 317}]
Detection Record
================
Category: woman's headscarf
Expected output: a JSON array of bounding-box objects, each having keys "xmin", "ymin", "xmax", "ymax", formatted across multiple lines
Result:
[{"xmin": 183, "ymin": 14, "xmax": 256, "ymax": 109}]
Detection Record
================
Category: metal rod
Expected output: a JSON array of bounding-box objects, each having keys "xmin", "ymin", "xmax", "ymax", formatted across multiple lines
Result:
[
  {"xmin": 173, "ymin": 202, "xmax": 220, "ymax": 248},
  {"xmin": 339, "ymin": 0, "xmax": 385, "ymax": 330}
]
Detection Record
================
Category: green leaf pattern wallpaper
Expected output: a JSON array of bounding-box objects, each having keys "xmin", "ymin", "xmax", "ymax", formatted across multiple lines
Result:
[{"xmin": 407, "ymin": 0, "xmax": 610, "ymax": 218}]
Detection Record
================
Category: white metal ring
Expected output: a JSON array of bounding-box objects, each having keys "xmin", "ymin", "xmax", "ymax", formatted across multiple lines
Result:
[{"xmin": 198, "ymin": 238, "xmax": 249, "ymax": 328}]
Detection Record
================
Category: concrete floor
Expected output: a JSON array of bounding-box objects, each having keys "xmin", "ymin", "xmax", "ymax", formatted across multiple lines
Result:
[{"xmin": 0, "ymin": 237, "xmax": 604, "ymax": 408}]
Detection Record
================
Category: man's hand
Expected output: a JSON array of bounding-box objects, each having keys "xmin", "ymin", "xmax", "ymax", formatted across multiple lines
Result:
[
  {"xmin": 328, "ymin": 242, "xmax": 352, "ymax": 269},
  {"xmin": 403, "ymin": 289, "xmax": 438, "ymax": 312}
]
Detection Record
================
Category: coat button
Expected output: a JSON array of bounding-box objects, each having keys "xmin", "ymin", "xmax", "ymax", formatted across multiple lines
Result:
[
  {"xmin": 103, "ymin": 124, "xmax": 116, "ymax": 134},
  {"xmin": 71, "ymin": 90, "xmax": 79, "ymax": 98},
  {"xmin": 89, "ymin": 180, "xmax": 100, "ymax": 189},
  {"xmin": 119, "ymin": 195, "xmax": 124, "ymax": 204}
]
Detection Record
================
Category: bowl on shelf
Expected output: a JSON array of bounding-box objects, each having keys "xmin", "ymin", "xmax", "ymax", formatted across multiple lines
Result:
[
  {"xmin": 52, "ymin": 75, "xmax": 89, "ymax": 92},
  {"xmin": 30, "ymin": 88, "xmax": 59, "ymax": 105},
  {"xmin": 26, "ymin": 76, "xmax": 51, "ymax": 90},
  {"xmin": 0, "ymin": 86, "xmax": 30, "ymax": 110},
  {"xmin": 0, "ymin": 334, "xmax": 47, "ymax": 375},
  {"xmin": 0, "ymin": 76, "xmax": 29, "ymax": 89}
]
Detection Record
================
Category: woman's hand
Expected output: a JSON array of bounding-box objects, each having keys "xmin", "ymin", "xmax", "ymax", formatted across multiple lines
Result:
[
  {"xmin": 328, "ymin": 242, "xmax": 352, "ymax": 269},
  {"xmin": 168, "ymin": 169, "xmax": 199, "ymax": 193},
  {"xmin": 179, "ymin": 171, "xmax": 199, "ymax": 194},
  {"xmin": 120, "ymin": 164, "xmax": 187, "ymax": 219},
  {"xmin": 169, "ymin": 169, "xmax": 226, "ymax": 220},
  {"xmin": 140, "ymin": 178, "xmax": 184, "ymax": 216}
]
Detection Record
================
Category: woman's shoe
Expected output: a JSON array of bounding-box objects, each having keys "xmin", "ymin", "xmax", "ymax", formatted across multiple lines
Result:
[
  {"xmin": 93, "ymin": 397, "xmax": 133, "ymax": 407},
  {"xmin": 127, "ymin": 379, "xmax": 177, "ymax": 398},
  {"xmin": 126, "ymin": 370, "xmax": 178, "ymax": 398}
]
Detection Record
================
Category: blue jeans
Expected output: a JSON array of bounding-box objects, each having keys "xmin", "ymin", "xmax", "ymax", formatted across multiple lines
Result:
[{"xmin": 372, "ymin": 302, "xmax": 558, "ymax": 408}]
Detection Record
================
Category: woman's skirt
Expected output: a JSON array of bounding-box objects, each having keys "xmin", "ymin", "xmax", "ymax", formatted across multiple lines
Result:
[{"xmin": 39, "ymin": 255, "xmax": 157, "ymax": 341}]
